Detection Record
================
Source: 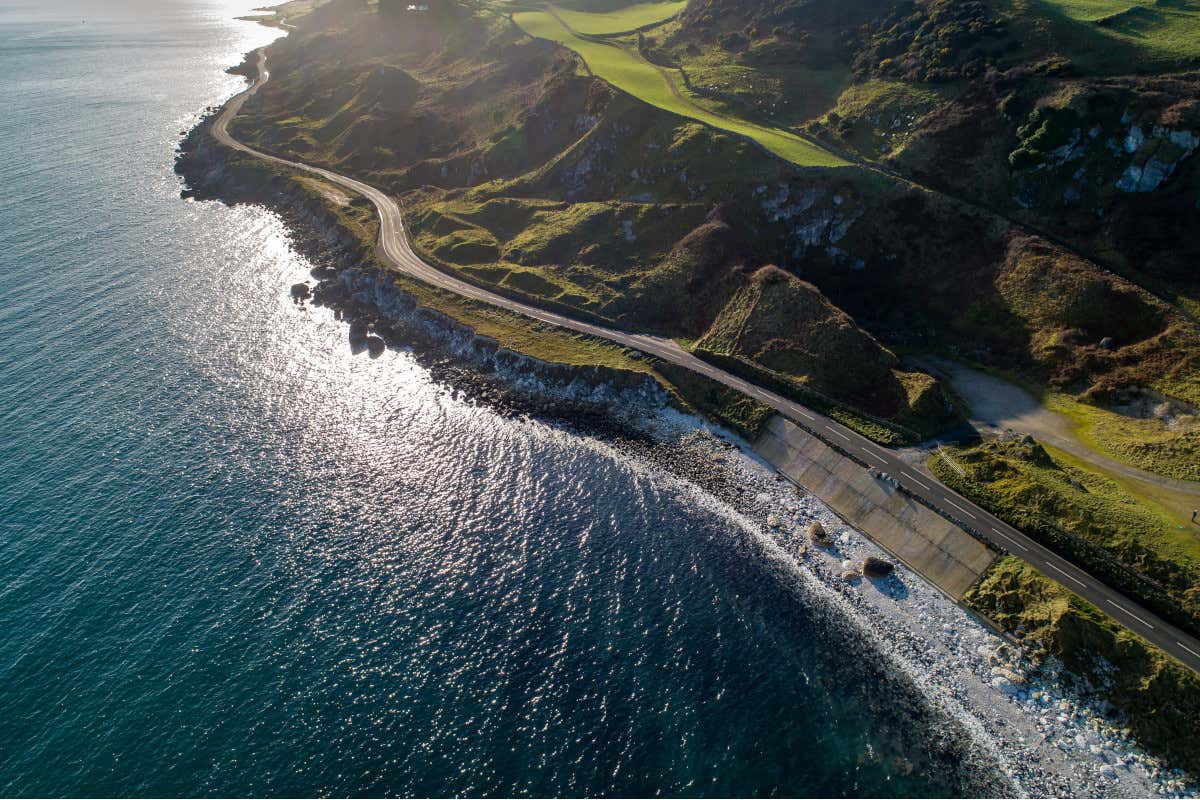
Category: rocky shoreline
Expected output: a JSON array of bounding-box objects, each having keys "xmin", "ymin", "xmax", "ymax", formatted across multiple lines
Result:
[
  {"xmin": 176, "ymin": 109, "xmax": 673, "ymax": 436},
  {"xmin": 617, "ymin": 423, "xmax": 1197, "ymax": 798},
  {"xmin": 176, "ymin": 95, "xmax": 1196, "ymax": 797}
]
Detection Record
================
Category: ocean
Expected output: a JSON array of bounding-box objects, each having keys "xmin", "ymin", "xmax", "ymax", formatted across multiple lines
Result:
[{"xmin": 0, "ymin": 1, "xmax": 1007, "ymax": 795}]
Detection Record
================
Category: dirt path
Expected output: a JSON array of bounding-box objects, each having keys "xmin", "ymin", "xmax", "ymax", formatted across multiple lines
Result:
[{"xmin": 916, "ymin": 357, "xmax": 1200, "ymax": 513}]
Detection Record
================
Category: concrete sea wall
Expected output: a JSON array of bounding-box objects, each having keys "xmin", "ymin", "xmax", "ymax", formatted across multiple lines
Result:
[{"xmin": 755, "ymin": 414, "xmax": 997, "ymax": 600}]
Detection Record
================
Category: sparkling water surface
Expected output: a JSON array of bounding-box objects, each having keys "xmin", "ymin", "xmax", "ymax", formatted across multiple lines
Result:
[{"xmin": 0, "ymin": 2, "xmax": 1006, "ymax": 796}]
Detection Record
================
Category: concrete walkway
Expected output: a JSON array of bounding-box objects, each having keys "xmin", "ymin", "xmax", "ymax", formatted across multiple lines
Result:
[{"xmin": 756, "ymin": 416, "xmax": 996, "ymax": 600}]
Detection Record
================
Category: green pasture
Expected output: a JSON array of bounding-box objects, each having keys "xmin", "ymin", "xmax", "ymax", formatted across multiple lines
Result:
[
  {"xmin": 512, "ymin": 10, "xmax": 846, "ymax": 167},
  {"xmin": 1031, "ymin": 0, "xmax": 1200, "ymax": 65},
  {"xmin": 551, "ymin": 0, "xmax": 687, "ymax": 34}
]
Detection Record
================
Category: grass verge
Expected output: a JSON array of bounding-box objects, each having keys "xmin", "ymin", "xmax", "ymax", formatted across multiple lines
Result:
[
  {"xmin": 966, "ymin": 556, "xmax": 1200, "ymax": 777},
  {"xmin": 692, "ymin": 348, "xmax": 925, "ymax": 445},
  {"xmin": 929, "ymin": 436, "xmax": 1200, "ymax": 638}
]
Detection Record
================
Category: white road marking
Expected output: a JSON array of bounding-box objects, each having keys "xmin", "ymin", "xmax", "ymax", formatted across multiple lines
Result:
[
  {"xmin": 864, "ymin": 444, "xmax": 891, "ymax": 462},
  {"xmin": 1106, "ymin": 599, "xmax": 1156, "ymax": 630},
  {"xmin": 1177, "ymin": 640, "xmax": 1200, "ymax": 660},
  {"xmin": 1047, "ymin": 562, "xmax": 1087, "ymax": 589},
  {"xmin": 989, "ymin": 527, "xmax": 1028, "ymax": 552},
  {"xmin": 901, "ymin": 471, "xmax": 931, "ymax": 491},
  {"xmin": 830, "ymin": 429, "xmax": 851, "ymax": 442},
  {"xmin": 944, "ymin": 499, "xmax": 977, "ymax": 520}
]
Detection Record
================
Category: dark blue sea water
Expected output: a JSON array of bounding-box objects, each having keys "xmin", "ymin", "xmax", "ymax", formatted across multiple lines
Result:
[{"xmin": 0, "ymin": 2, "xmax": 1010, "ymax": 796}]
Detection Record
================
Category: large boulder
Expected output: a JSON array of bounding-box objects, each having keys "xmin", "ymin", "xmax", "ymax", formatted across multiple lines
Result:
[
  {"xmin": 807, "ymin": 521, "xmax": 831, "ymax": 545},
  {"xmin": 348, "ymin": 318, "xmax": 369, "ymax": 346},
  {"xmin": 862, "ymin": 556, "xmax": 895, "ymax": 578}
]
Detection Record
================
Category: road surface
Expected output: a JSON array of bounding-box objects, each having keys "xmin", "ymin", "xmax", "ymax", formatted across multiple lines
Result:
[{"xmin": 210, "ymin": 49, "xmax": 1200, "ymax": 675}]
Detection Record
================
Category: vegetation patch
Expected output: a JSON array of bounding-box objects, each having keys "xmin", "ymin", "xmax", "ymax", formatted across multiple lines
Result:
[
  {"xmin": 673, "ymin": 37, "xmax": 851, "ymax": 127},
  {"xmin": 965, "ymin": 556, "xmax": 1200, "ymax": 777},
  {"xmin": 931, "ymin": 437, "xmax": 1200, "ymax": 637},
  {"xmin": 1031, "ymin": 0, "xmax": 1200, "ymax": 66},
  {"xmin": 551, "ymin": 0, "xmax": 688, "ymax": 35},
  {"xmin": 511, "ymin": 9, "xmax": 846, "ymax": 167},
  {"xmin": 810, "ymin": 79, "xmax": 950, "ymax": 159},
  {"xmin": 851, "ymin": 0, "xmax": 1011, "ymax": 83},
  {"xmin": 693, "ymin": 266, "xmax": 958, "ymax": 439},
  {"xmin": 651, "ymin": 358, "xmax": 775, "ymax": 437},
  {"xmin": 1047, "ymin": 393, "xmax": 1200, "ymax": 481}
]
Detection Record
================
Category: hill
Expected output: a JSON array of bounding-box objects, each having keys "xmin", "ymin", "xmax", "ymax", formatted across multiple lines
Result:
[
  {"xmin": 231, "ymin": 0, "xmax": 1200, "ymax": 441},
  {"xmin": 220, "ymin": 0, "xmax": 1200, "ymax": 774}
]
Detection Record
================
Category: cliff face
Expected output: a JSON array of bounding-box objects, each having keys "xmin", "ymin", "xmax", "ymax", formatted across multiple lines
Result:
[{"xmin": 890, "ymin": 73, "xmax": 1200, "ymax": 284}]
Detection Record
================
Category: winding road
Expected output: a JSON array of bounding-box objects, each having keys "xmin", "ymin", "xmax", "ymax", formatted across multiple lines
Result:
[{"xmin": 210, "ymin": 49, "xmax": 1200, "ymax": 675}]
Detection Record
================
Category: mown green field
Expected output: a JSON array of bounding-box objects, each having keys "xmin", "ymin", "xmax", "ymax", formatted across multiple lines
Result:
[
  {"xmin": 1046, "ymin": 393, "xmax": 1200, "ymax": 482},
  {"xmin": 512, "ymin": 10, "xmax": 846, "ymax": 167},
  {"xmin": 1033, "ymin": 0, "xmax": 1200, "ymax": 64},
  {"xmin": 551, "ymin": 0, "xmax": 687, "ymax": 34}
]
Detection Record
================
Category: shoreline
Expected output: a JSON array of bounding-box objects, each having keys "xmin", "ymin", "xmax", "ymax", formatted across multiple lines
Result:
[
  {"xmin": 174, "ymin": 39, "xmax": 1197, "ymax": 798},
  {"xmin": 177, "ymin": 107, "xmax": 675, "ymax": 432}
]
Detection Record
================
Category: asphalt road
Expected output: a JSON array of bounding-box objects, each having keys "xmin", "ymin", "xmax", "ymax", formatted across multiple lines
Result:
[{"xmin": 211, "ymin": 49, "xmax": 1200, "ymax": 675}]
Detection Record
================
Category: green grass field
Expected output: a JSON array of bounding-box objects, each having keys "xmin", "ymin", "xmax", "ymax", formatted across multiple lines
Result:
[
  {"xmin": 551, "ymin": 0, "xmax": 687, "ymax": 34},
  {"xmin": 512, "ymin": 10, "xmax": 846, "ymax": 167},
  {"xmin": 1046, "ymin": 393, "xmax": 1200, "ymax": 482},
  {"xmin": 930, "ymin": 436, "xmax": 1200, "ymax": 636},
  {"xmin": 1031, "ymin": 0, "xmax": 1200, "ymax": 66}
]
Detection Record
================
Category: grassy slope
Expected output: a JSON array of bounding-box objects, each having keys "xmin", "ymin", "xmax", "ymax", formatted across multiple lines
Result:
[
  {"xmin": 551, "ymin": 0, "xmax": 688, "ymax": 33},
  {"xmin": 1046, "ymin": 393, "xmax": 1200, "ymax": 482},
  {"xmin": 929, "ymin": 437, "xmax": 1200, "ymax": 636},
  {"xmin": 664, "ymin": 22, "xmax": 852, "ymax": 127},
  {"xmin": 242, "ymin": 155, "xmax": 778, "ymax": 436},
  {"xmin": 1044, "ymin": 443, "xmax": 1200, "ymax": 538},
  {"xmin": 511, "ymin": 9, "xmax": 846, "ymax": 167},
  {"xmin": 1031, "ymin": 0, "xmax": 1200, "ymax": 66},
  {"xmin": 691, "ymin": 265, "xmax": 954, "ymax": 442},
  {"xmin": 965, "ymin": 556, "xmax": 1200, "ymax": 777},
  {"xmin": 815, "ymin": 79, "xmax": 954, "ymax": 159}
]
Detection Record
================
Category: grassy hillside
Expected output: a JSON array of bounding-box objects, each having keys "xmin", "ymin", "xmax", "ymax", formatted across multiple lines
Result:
[
  {"xmin": 966, "ymin": 556, "xmax": 1200, "ymax": 777},
  {"xmin": 931, "ymin": 436, "xmax": 1200, "ymax": 637},
  {"xmin": 551, "ymin": 0, "xmax": 688, "ymax": 33},
  {"xmin": 510, "ymin": 9, "xmax": 847, "ymax": 166},
  {"xmin": 1046, "ymin": 393, "xmax": 1200, "ymax": 481},
  {"xmin": 1030, "ymin": 0, "xmax": 1200, "ymax": 67},
  {"xmin": 234, "ymin": 0, "xmax": 1200, "ymax": 454},
  {"xmin": 693, "ymin": 265, "xmax": 955, "ymax": 436}
]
